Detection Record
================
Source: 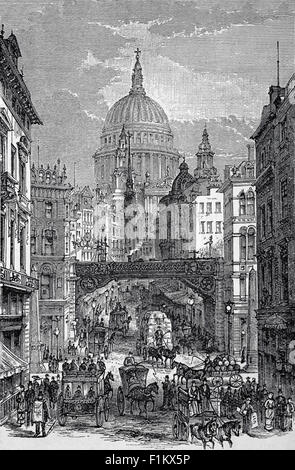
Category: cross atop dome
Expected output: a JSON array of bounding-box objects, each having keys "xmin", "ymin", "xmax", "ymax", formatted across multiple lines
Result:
[{"xmin": 130, "ymin": 47, "xmax": 145, "ymax": 95}]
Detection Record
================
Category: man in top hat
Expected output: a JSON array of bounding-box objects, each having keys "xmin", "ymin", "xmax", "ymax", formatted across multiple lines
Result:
[
  {"xmin": 33, "ymin": 391, "xmax": 49, "ymax": 437},
  {"xmin": 25, "ymin": 381, "xmax": 35, "ymax": 427}
]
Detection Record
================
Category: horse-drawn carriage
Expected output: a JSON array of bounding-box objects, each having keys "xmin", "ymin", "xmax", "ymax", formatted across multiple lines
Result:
[
  {"xmin": 109, "ymin": 303, "xmax": 130, "ymax": 337},
  {"xmin": 91, "ymin": 325, "xmax": 109, "ymax": 359},
  {"xmin": 117, "ymin": 364, "xmax": 159, "ymax": 417},
  {"xmin": 172, "ymin": 386, "xmax": 241, "ymax": 449},
  {"xmin": 56, "ymin": 370, "xmax": 109, "ymax": 427}
]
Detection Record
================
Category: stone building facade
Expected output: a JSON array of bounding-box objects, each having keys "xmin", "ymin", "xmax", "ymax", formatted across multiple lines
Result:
[
  {"xmin": 219, "ymin": 145, "xmax": 258, "ymax": 369},
  {"xmin": 31, "ymin": 160, "xmax": 73, "ymax": 358},
  {"xmin": 0, "ymin": 28, "xmax": 41, "ymax": 421},
  {"xmin": 252, "ymin": 74, "xmax": 295, "ymax": 395}
]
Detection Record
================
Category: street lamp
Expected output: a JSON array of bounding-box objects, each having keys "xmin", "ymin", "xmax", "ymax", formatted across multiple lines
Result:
[
  {"xmin": 225, "ymin": 300, "xmax": 234, "ymax": 355},
  {"xmin": 54, "ymin": 324, "xmax": 60, "ymax": 359},
  {"xmin": 187, "ymin": 295, "xmax": 194, "ymax": 327}
]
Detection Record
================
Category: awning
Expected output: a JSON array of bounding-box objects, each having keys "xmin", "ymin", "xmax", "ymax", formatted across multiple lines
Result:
[
  {"xmin": 263, "ymin": 314, "xmax": 288, "ymax": 331},
  {"xmin": 0, "ymin": 342, "xmax": 28, "ymax": 380}
]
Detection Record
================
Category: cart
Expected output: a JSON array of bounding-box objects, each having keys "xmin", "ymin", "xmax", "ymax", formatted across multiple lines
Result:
[
  {"xmin": 56, "ymin": 370, "xmax": 109, "ymax": 427},
  {"xmin": 172, "ymin": 386, "xmax": 218, "ymax": 441},
  {"xmin": 117, "ymin": 364, "xmax": 149, "ymax": 416}
]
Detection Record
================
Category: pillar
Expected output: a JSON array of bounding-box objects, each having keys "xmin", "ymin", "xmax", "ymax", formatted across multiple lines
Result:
[
  {"xmin": 29, "ymin": 283, "xmax": 43, "ymax": 374},
  {"xmin": 247, "ymin": 267, "xmax": 258, "ymax": 372}
]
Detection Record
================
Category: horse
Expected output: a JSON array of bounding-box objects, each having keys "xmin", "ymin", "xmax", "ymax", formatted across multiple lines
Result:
[
  {"xmin": 214, "ymin": 419, "xmax": 241, "ymax": 448},
  {"xmin": 127, "ymin": 382, "xmax": 159, "ymax": 418},
  {"xmin": 159, "ymin": 346, "xmax": 180, "ymax": 369},
  {"xmin": 183, "ymin": 367, "xmax": 206, "ymax": 389},
  {"xmin": 104, "ymin": 371, "xmax": 114, "ymax": 399},
  {"xmin": 147, "ymin": 346, "xmax": 163, "ymax": 367},
  {"xmin": 190, "ymin": 419, "xmax": 218, "ymax": 449},
  {"xmin": 171, "ymin": 361, "xmax": 190, "ymax": 384}
]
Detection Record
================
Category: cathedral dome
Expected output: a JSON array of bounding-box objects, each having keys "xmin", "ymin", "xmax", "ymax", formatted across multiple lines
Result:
[{"xmin": 103, "ymin": 93, "xmax": 171, "ymax": 133}]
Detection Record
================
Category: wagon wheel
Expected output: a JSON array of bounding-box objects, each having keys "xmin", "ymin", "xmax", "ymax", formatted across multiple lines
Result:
[
  {"xmin": 179, "ymin": 421, "xmax": 189, "ymax": 441},
  {"xmin": 104, "ymin": 344, "xmax": 109, "ymax": 360},
  {"xmin": 104, "ymin": 396, "xmax": 110, "ymax": 422},
  {"xmin": 229, "ymin": 373, "xmax": 243, "ymax": 388},
  {"xmin": 95, "ymin": 397, "xmax": 104, "ymax": 427},
  {"xmin": 57, "ymin": 393, "xmax": 67, "ymax": 426},
  {"xmin": 212, "ymin": 376, "xmax": 224, "ymax": 388},
  {"xmin": 172, "ymin": 413, "xmax": 179, "ymax": 440},
  {"xmin": 117, "ymin": 386, "xmax": 125, "ymax": 416}
]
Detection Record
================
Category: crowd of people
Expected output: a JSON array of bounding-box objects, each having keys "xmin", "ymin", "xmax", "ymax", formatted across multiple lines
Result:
[
  {"xmin": 61, "ymin": 355, "xmax": 106, "ymax": 374},
  {"xmin": 16, "ymin": 375, "xmax": 60, "ymax": 437}
]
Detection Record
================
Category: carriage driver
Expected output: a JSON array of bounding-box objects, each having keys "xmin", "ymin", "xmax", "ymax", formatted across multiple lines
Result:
[{"xmin": 124, "ymin": 351, "xmax": 136, "ymax": 367}]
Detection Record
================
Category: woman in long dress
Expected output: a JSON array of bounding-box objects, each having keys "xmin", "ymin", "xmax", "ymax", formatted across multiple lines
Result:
[
  {"xmin": 264, "ymin": 392, "xmax": 275, "ymax": 431},
  {"xmin": 16, "ymin": 385, "xmax": 26, "ymax": 426}
]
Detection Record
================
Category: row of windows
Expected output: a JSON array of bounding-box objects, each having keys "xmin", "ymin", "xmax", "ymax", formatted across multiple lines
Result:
[
  {"xmin": 239, "ymin": 190, "xmax": 255, "ymax": 216},
  {"xmin": 200, "ymin": 221, "xmax": 222, "ymax": 234},
  {"xmin": 0, "ymin": 136, "xmax": 26, "ymax": 193},
  {"xmin": 0, "ymin": 213, "xmax": 27, "ymax": 269},
  {"xmin": 198, "ymin": 202, "xmax": 222, "ymax": 214},
  {"xmin": 260, "ymin": 248, "xmax": 288, "ymax": 303},
  {"xmin": 103, "ymin": 132, "xmax": 172, "ymax": 147},
  {"xmin": 0, "ymin": 79, "xmax": 30, "ymax": 130}
]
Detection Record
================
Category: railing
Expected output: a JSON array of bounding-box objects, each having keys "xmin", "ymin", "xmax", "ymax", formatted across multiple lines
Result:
[
  {"xmin": 0, "ymin": 266, "xmax": 39, "ymax": 291},
  {"xmin": 0, "ymin": 389, "xmax": 19, "ymax": 425}
]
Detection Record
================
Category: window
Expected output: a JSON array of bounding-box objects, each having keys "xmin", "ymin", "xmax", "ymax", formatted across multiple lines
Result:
[
  {"xmin": 281, "ymin": 178, "xmax": 288, "ymax": 219},
  {"xmin": 215, "ymin": 202, "xmax": 221, "ymax": 213},
  {"xmin": 11, "ymin": 144, "xmax": 16, "ymax": 177},
  {"xmin": 227, "ymin": 238, "xmax": 232, "ymax": 261},
  {"xmin": 240, "ymin": 275, "xmax": 246, "ymax": 300},
  {"xmin": 280, "ymin": 246, "xmax": 288, "ymax": 301},
  {"xmin": 239, "ymin": 192, "xmax": 246, "ymax": 216},
  {"xmin": 10, "ymin": 216, "xmax": 15, "ymax": 268},
  {"xmin": 267, "ymin": 198, "xmax": 273, "ymax": 232},
  {"xmin": 280, "ymin": 120, "xmax": 287, "ymax": 142},
  {"xmin": 200, "ymin": 222, "xmax": 205, "ymax": 234},
  {"xmin": 207, "ymin": 222, "xmax": 213, "ymax": 233},
  {"xmin": 19, "ymin": 160, "xmax": 26, "ymax": 194},
  {"xmin": 240, "ymin": 228, "xmax": 247, "ymax": 260},
  {"xmin": 248, "ymin": 227, "xmax": 255, "ymax": 261},
  {"xmin": 45, "ymin": 202, "xmax": 53, "ymax": 219},
  {"xmin": 206, "ymin": 202, "xmax": 212, "ymax": 214},
  {"xmin": 40, "ymin": 273, "xmax": 52, "ymax": 299},
  {"xmin": 247, "ymin": 191, "xmax": 255, "ymax": 216},
  {"xmin": 0, "ymin": 215, "xmax": 5, "ymax": 261},
  {"xmin": 260, "ymin": 205, "xmax": 266, "ymax": 238},
  {"xmin": 189, "ymin": 205, "xmax": 194, "ymax": 232},
  {"xmin": 19, "ymin": 225, "xmax": 26, "ymax": 269},
  {"xmin": 0, "ymin": 134, "xmax": 6, "ymax": 173},
  {"xmin": 167, "ymin": 210, "xmax": 171, "ymax": 240},
  {"xmin": 44, "ymin": 229, "xmax": 55, "ymax": 256},
  {"xmin": 199, "ymin": 203, "xmax": 204, "ymax": 214},
  {"xmin": 31, "ymin": 228, "xmax": 37, "ymax": 255},
  {"xmin": 216, "ymin": 222, "xmax": 222, "ymax": 234}
]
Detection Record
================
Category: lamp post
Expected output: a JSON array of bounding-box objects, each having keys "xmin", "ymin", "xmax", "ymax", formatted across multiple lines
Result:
[
  {"xmin": 54, "ymin": 323, "xmax": 60, "ymax": 359},
  {"xmin": 225, "ymin": 300, "xmax": 234, "ymax": 355},
  {"xmin": 187, "ymin": 296, "xmax": 194, "ymax": 327}
]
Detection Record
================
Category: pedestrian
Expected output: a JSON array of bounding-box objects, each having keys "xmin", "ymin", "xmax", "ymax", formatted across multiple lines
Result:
[
  {"xmin": 168, "ymin": 379, "xmax": 177, "ymax": 410},
  {"xmin": 221, "ymin": 386, "xmax": 233, "ymax": 418},
  {"xmin": 188, "ymin": 380, "xmax": 202, "ymax": 416},
  {"xmin": 33, "ymin": 391, "xmax": 49, "ymax": 438},
  {"xmin": 49, "ymin": 377, "xmax": 59, "ymax": 411},
  {"xmin": 58, "ymin": 348, "xmax": 63, "ymax": 362},
  {"xmin": 286, "ymin": 398, "xmax": 294, "ymax": 431},
  {"xmin": 161, "ymin": 375, "xmax": 170, "ymax": 410},
  {"xmin": 16, "ymin": 385, "xmax": 26, "ymax": 426},
  {"xmin": 25, "ymin": 381, "xmax": 35, "ymax": 427},
  {"xmin": 275, "ymin": 389, "xmax": 287, "ymax": 431},
  {"xmin": 62, "ymin": 358, "xmax": 70, "ymax": 373},
  {"xmin": 239, "ymin": 397, "xmax": 255, "ymax": 434},
  {"xmin": 264, "ymin": 392, "xmax": 275, "ymax": 431},
  {"xmin": 200, "ymin": 378, "xmax": 211, "ymax": 412},
  {"xmin": 70, "ymin": 359, "xmax": 78, "ymax": 371},
  {"xmin": 79, "ymin": 358, "xmax": 87, "ymax": 371},
  {"xmin": 244, "ymin": 377, "xmax": 252, "ymax": 398}
]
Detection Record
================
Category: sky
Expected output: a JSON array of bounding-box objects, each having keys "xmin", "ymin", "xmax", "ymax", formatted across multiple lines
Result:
[{"xmin": 1, "ymin": 0, "xmax": 294, "ymax": 186}]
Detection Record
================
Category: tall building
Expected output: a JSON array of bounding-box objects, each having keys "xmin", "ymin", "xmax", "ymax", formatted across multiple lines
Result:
[
  {"xmin": 252, "ymin": 73, "xmax": 295, "ymax": 395},
  {"xmin": 0, "ymin": 27, "xmax": 41, "ymax": 422},
  {"xmin": 30, "ymin": 160, "xmax": 73, "ymax": 359},
  {"xmin": 219, "ymin": 144, "xmax": 257, "ymax": 368},
  {"xmin": 92, "ymin": 49, "xmax": 180, "ymax": 261}
]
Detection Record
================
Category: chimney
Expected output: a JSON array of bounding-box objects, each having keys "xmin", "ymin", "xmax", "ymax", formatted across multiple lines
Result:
[{"xmin": 247, "ymin": 144, "xmax": 255, "ymax": 162}]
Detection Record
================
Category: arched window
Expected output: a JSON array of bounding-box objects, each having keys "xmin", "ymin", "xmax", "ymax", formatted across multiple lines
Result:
[
  {"xmin": 247, "ymin": 190, "xmax": 255, "ymax": 216},
  {"xmin": 248, "ymin": 227, "xmax": 256, "ymax": 260},
  {"xmin": 40, "ymin": 265, "xmax": 53, "ymax": 299},
  {"xmin": 240, "ymin": 227, "xmax": 247, "ymax": 260},
  {"xmin": 239, "ymin": 192, "xmax": 246, "ymax": 216}
]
